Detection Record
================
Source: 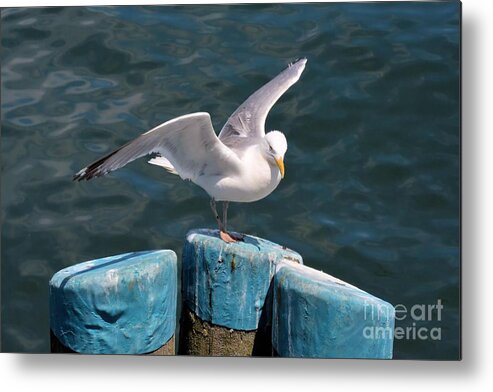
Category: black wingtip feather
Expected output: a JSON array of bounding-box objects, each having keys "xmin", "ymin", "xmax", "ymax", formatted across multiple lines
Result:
[{"xmin": 73, "ymin": 147, "xmax": 121, "ymax": 182}]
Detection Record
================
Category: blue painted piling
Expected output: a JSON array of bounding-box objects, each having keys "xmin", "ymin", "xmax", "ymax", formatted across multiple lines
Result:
[
  {"xmin": 179, "ymin": 229, "xmax": 303, "ymax": 356},
  {"xmin": 272, "ymin": 260, "xmax": 395, "ymax": 358},
  {"xmin": 49, "ymin": 250, "xmax": 177, "ymax": 355},
  {"xmin": 48, "ymin": 230, "xmax": 395, "ymax": 357}
]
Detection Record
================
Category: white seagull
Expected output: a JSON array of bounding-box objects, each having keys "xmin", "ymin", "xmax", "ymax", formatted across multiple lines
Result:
[{"xmin": 74, "ymin": 58, "xmax": 307, "ymax": 242}]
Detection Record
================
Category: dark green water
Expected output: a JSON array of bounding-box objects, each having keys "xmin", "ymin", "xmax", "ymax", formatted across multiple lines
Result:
[{"xmin": 1, "ymin": 3, "xmax": 460, "ymax": 359}]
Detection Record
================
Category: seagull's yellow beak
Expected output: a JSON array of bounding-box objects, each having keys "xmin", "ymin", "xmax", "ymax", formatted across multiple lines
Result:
[{"xmin": 275, "ymin": 157, "xmax": 285, "ymax": 178}]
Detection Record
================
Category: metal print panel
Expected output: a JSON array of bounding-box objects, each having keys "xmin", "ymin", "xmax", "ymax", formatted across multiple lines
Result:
[{"xmin": 1, "ymin": 1, "xmax": 460, "ymax": 359}]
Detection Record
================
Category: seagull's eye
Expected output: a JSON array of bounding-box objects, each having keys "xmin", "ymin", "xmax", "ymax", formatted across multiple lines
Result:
[{"xmin": 269, "ymin": 145, "xmax": 274, "ymax": 153}]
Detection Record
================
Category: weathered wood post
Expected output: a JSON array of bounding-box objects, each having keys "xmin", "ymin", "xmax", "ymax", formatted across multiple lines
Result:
[
  {"xmin": 272, "ymin": 260, "xmax": 395, "ymax": 358},
  {"xmin": 179, "ymin": 229, "xmax": 303, "ymax": 356},
  {"xmin": 49, "ymin": 250, "xmax": 177, "ymax": 355}
]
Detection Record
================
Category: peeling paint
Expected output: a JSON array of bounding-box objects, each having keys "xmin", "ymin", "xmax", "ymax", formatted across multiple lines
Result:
[
  {"xmin": 49, "ymin": 250, "xmax": 177, "ymax": 354},
  {"xmin": 182, "ymin": 229, "xmax": 303, "ymax": 331},
  {"xmin": 272, "ymin": 260, "xmax": 395, "ymax": 359}
]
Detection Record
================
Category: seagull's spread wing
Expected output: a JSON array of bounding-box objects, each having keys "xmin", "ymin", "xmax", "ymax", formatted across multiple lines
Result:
[
  {"xmin": 218, "ymin": 58, "xmax": 307, "ymax": 148},
  {"xmin": 74, "ymin": 112, "xmax": 241, "ymax": 182}
]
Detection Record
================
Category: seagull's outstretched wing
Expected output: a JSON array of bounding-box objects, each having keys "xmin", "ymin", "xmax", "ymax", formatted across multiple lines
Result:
[
  {"xmin": 74, "ymin": 112, "xmax": 241, "ymax": 182},
  {"xmin": 219, "ymin": 58, "xmax": 307, "ymax": 148}
]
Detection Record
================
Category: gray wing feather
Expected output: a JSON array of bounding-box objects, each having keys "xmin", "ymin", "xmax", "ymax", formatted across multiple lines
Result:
[
  {"xmin": 219, "ymin": 58, "xmax": 307, "ymax": 147},
  {"xmin": 74, "ymin": 112, "xmax": 241, "ymax": 182}
]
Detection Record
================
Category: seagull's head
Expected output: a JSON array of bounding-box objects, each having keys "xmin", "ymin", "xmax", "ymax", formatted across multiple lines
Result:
[{"xmin": 264, "ymin": 130, "xmax": 288, "ymax": 179}]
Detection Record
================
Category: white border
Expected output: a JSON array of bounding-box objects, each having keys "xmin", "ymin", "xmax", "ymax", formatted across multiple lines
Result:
[{"xmin": 2, "ymin": 0, "xmax": 492, "ymax": 390}]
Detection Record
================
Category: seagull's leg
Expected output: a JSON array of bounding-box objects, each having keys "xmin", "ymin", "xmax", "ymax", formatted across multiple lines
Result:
[
  {"xmin": 210, "ymin": 198, "xmax": 225, "ymax": 232},
  {"xmin": 222, "ymin": 201, "xmax": 245, "ymax": 242},
  {"xmin": 210, "ymin": 198, "xmax": 237, "ymax": 243},
  {"xmin": 223, "ymin": 201, "xmax": 229, "ymax": 232}
]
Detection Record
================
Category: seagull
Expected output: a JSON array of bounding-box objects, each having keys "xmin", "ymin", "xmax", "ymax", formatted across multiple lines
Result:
[{"xmin": 74, "ymin": 58, "xmax": 307, "ymax": 243}]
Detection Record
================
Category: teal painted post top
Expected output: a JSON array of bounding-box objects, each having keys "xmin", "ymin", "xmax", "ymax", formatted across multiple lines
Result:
[
  {"xmin": 272, "ymin": 260, "xmax": 395, "ymax": 359},
  {"xmin": 182, "ymin": 229, "xmax": 303, "ymax": 331},
  {"xmin": 49, "ymin": 250, "xmax": 177, "ymax": 354}
]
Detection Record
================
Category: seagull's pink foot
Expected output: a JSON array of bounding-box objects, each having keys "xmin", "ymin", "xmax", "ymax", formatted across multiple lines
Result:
[
  {"xmin": 220, "ymin": 231, "xmax": 237, "ymax": 243},
  {"xmin": 220, "ymin": 231, "xmax": 245, "ymax": 243}
]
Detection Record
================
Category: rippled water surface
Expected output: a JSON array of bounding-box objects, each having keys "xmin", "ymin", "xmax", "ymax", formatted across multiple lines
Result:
[{"xmin": 1, "ymin": 3, "xmax": 460, "ymax": 358}]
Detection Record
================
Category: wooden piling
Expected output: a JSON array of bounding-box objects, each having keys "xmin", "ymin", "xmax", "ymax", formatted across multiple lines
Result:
[
  {"xmin": 48, "ymin": 232, "xmax": 396, "ymax": 357},
  {"xmin": 49, "ymin": 250, "xmax": 177, "ymax": 355},
  {"xmin": 272, "ymin": 260, "xmax": 395, "ymax": 358},
  {"xmin": 179, "ymin": 229, "xmax": 303, "ymax": 356}
]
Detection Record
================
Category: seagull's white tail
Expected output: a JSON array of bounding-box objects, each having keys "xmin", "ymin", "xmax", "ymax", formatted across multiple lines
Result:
[{"xmin": 148, "ymin": 156, "xmax": 178, "ymax": 175}]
